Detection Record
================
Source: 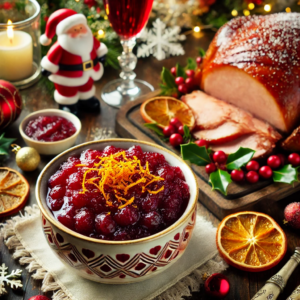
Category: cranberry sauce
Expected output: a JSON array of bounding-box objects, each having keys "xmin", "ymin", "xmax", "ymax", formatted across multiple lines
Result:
[
  {"xmin": 47, "ymin": 145, "xmax": 190, "ymax": 241},
  {"xmin": 25, "ymin": 116, "xmax": 76, "ymax": 142}
]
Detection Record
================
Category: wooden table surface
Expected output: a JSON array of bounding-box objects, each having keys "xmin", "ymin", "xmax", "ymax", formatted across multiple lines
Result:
[{"xmin": 1, "ymin": 32, "xmax": 300, "ymax": 300}]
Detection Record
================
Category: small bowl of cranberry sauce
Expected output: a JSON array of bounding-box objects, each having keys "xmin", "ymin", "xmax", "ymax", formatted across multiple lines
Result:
[
  {"xmin": 19, "ymin": 109, "xmax": 81, "ymax": 155},
  {"xmin": 36, "ymin": 139, "xmax": 198, "ymax": 284}
]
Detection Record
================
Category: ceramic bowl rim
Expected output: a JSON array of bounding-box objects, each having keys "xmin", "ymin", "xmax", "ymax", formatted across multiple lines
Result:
[
  {"xmin": 19, "ymin": 109, "xmax": 81, "ymax": 146},
  {"xmin": 36, "ymin": 139, "xmax": 199, "ymax": 245}
]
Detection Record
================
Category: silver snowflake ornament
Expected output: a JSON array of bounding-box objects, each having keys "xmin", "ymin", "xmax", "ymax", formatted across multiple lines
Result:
[
  {"xmin": 0, "ymin": 263, "xmax": 22, "ymax": 295},
  {"xmin": 137, "ymin": 18, "xmax": 186, "ymax": 61}
]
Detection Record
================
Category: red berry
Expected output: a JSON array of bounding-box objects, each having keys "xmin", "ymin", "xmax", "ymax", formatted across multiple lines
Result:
[
  {"xmin": 175, "ymin": 77, "xmax": 184, "ymax": 85},
  {"xmin": 196, "ymin": 57, "xmax": 202, "ymax": 64},
  {"xmin": 163, "ymin": 124, "xmax": 176, "ymax": 137},
  {"xmin": 185, "ymin": 77, "xmax": 195, "ymax": 91},
  {"xmin": 178, "ymin": 84, "xmax": 188, "ymax": 94},
  {"xmin": 284, "ymin": 202, "xmax": 300, "ymax": 229},
  {"xmin": 213, "ymin": 151, "xmax": 227, "ymax": 164},
  {"xmin": 205, "ymin": 163, "xmax": 216, "ymax": 174},
  {"xmin": 288, "ymin": 153, "xmax": 300, "ymax": 167},
  {"xmin": 231, "ymin": 169, "xmax": 244, "ymax": 182},
  {"xmin": 171, "ymin": 92, "xmax": 178, "ymax": 98},
  {"xmin": 169, "ymin": 133, "xmax": 183, "ymax": 147},
  {"xmin": 185, "ymin": 69, "xmax": 195, "ymax": 78},
  {"xmin": 246, "ymin": 160, "xmax": 260, "ymax": 172},
  {"xmin": 95, "ymin": 213, "xmax": 116, "ymax": 234},
  {"xmin": 171, "ymin": 67, "xmax": 176, "ymax": 76},
  {"xmin": 113, "ymin": 206, "xmax": 139, "ymax": 226},
  {"xmin": 74, "ymin": 208, "xmax": 95, "ymax": 235},
  {"xmin": 267, "ymin": 155, "xmax": 281, "ymax": 169},
  {"xmin": 246, "ymin": 171, "xmax": 259, "ymax": 183},
  {"xmin": 178, "ymin": 125, "xmax": 185, "ymax": 135},
  {"xmin": 259, "ymin": 166, "xmax": 273, "ymax": 179},
  {"xmin": 169, "ymin": 117, "xmax": 182, "ymax": 129},
  {"xmin": 195, "ymin": 139, "xmax": 209, "ymax": 148}
]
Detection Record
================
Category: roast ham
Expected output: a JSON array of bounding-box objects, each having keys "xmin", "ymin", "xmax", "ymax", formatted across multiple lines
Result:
[{"xmin": 201, "ymin": 13, "xmax": 300, "ymax": 133}]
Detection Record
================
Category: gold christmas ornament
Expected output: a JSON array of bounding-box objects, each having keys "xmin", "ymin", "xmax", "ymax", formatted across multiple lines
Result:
[{"xmin": 11, "ymin": 144, "xmax": 40, "ymax": 172}]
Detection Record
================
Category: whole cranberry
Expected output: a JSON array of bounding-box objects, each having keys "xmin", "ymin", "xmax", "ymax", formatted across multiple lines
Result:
[
  {"xmin": 288, "ymin": 153, "xmax": 300, "ymax": 167},
  {"xmin": 185, "ymin": 77, "xmax": 195, "ymax": 91},
  {"xmin": 195, "ymin": 139, "xmax": 209, "ymax": 148},
  {"xmin": 171, "ymin": 67, "xmax": 177, "ymax": 76},
  {"xmin": 196, "ymin": 57, "xmax": 202, "ymax": 64},
  {"xmin": 28, "ymin": 296, "xmax": 51, "ymax": 300},
  {"xmin": 74, "ymin": 208, "xmax": 95, "ymax": 235},
  {"xmin": 213, "ymin": 151, "xmax": 227, "ymax": 164},
  {"xmin": 178, "ymin": 84, "xmax": 188, "ymax": 94},
  {"xmin": 169, "ymin": 133, "xmax": 183, "ymax": 147},
  {"xmin": 175, "ymin": 77, "xmax": 184, "ymax": 86},
  {"xmin": 185, "ymin": 69, "xmax": 195, "ymax": 78},
  {"xmin": 246, "ymin": 171, "xmax": 259, "ymax": 183},
  {"xmin": 95, "ymin": 213, "xmax": 116, "ymax": 235},
  {"xmin": 113, "ymin": 206, "xmax": 140, "ymax": 226},
  {"xmin": 231, "ymin": 169, "xmax": 244, "ymax": 182},
  {"xmin": 259, "ymin": 166, "xmax": 273, "ymax": 179},
  {"xmin": 178, "ymin": 125, "xmax": 185, "ymax": 135},
  {"xmin": 141, "ymin": 194, "xmax": 159, "ymax": 212},
  {"xmin": 171, "ymin": 92, "xmax": 178, "ymax": 98},
  {"xmin": 246, "ymin": 160, "xmax": 260, "ymax": 172},
  {"xmin": 205, "ymin": 163, "xmax": 216, "ymax": 174},
  {"xmin": 163, "ymin": 124, "xmax": 176, "ymax": 137},
  {"xmin": 141, "ymin": 211, "xmax": 163, "ymax": 230},
  {"xmin": 169, "ymin": 117, "xmax": 182, "ymax": 129},
  {"xmin": 267, "ymin": 155, "xmax": 281, "ymax": 169},
  {"xmin": 57, "ymin": 205, "xmax": 76, "ymax": 230}
]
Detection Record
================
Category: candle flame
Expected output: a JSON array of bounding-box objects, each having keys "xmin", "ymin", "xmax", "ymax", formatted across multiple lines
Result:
[{"xmin": 7, "ymin": 20, "xmax": 14, "ymax": 43}]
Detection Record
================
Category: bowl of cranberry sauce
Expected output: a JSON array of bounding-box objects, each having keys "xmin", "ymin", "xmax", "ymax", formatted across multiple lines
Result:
[
  {"xmin": 19, "ymin": 109, "xmax": 81, "ymax": 155},
  {"xmin": 36, "ymin": 139, "xmax": 198, "ymax": 284}
]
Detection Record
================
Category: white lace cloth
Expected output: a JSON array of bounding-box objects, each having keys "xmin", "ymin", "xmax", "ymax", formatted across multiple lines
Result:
[{"xmin": 1, "ymin": 204, "xmax": 227, "ymax": 300}]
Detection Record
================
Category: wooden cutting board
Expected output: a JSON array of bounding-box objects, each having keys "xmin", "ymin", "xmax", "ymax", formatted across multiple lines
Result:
[{"xmin": 115, "ymin": 90, "xmax": 300, "ymax": 219}]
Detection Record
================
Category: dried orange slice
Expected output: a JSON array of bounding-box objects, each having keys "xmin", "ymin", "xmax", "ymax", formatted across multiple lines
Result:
[
  {"xmin": 216, "ymin": 212, "xmax": 287, "ymax": 272},
  {"xmin": 0, "ymin": 167, "xmax": 29, "ymax": 217},
  {"xmin": 140, "ymin": 97, "xmax": 195, "ymax": 129}
]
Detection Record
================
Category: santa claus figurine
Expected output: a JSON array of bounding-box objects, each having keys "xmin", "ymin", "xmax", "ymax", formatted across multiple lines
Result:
[{"xmin": 40, "ymin": 9, "xmax": 107, "ymax": 114}]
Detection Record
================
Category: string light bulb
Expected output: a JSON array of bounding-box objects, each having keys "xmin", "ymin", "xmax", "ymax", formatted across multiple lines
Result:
[
  {"xmin": 98, "ymin": 29, "xmax": 105, "ymax": 38},
  {"xmin": 231, "ymin": 9, "xmax": 238, "ymax": 17},
  {"xmin": 248, "ymin": 3, "xmax": 255, "ymax": 10},
  {"xmin": 264, "ymin": 4, "xmax": 271, "ymax": 12},
  {"xmin": 285, "ymin": 7, "xmax": 291, "ymax": 12},
  {"xmin": 243, "ymin": 9, "xmax": 250, "ymax": 16},
  {"xmin": 75, "ymin": 0, "xmax": 80, "ymax": 2},
  {"xmin": 193, "ymin": 26, "xmax": 201, "ymax": 33}
]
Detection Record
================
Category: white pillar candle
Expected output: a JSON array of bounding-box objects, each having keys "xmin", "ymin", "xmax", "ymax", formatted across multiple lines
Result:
[{"xmin": 0, "ymin": 31, "xmax": 33, "ymax": 81}]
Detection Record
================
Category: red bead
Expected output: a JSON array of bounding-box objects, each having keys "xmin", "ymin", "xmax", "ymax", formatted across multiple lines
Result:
[
  {"xmin": 178, "ymin": 125, "xmax": 185, "ymax": 135},
  {"xmin": 204, "ymin": 273, "xmax": 230, "ymax": 299},
  {"xmin": 169, "ymin": 133, "xmax": 183, "ymax": 147},
  {"xmin": 175, "ymin": 77, "xmax": 184, "ymax": 86},
  {"xmin": 267, "ymin": 155, "xmax": 281, "ymax": 169},
  {"xmin": 163, "ymin": 124, "xmax": 176, "ymax": 137},
  {"xmin": 259, "ymin": 166, "xmax": 273, "ymax": 179},
  {"xmin": 246, "ymin": 160, "xmax": 260, "ymax": 172},
  {"xmin": 171, "ymin": 67, "xmax": 177, "ymax": 76},
  {"xmin": 178, "ymin": 84, "xmax": 188, "ymax": 94},
  {"xmin": 169, "ymin": 117, "xmax": 182, "ymax": 129},
  {"xmin": 213, "ymin": 151, "xmax": 227, "ymax": 164},
  {"xmin": 205, "ymin": 163, "xmax": 216, "ymax": 174},
  {"xmin": 196, "ymin": 57, "xmax": 202, "ymax": 64},
  {"xmin": 185, "ymin": 69, "xmax": 195, "ymax": 78},
  {"xmin": 231, "ymin": 169, "xmax": 244, "ymax": 182},
  {"xmin": 246, "ymin": 171, "xmax": 259, "ymax": 183},
  {"xmin": 195, "ymin": 139, "xmax": 209, "ymax": 148},
  {"xmin": 288, "ymin": 153, "xmax": 300, "ymax": 167}
]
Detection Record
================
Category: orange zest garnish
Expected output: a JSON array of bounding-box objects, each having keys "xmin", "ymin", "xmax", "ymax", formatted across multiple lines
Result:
[{"xmin": 79, "ymin": 151, "xmax": 164, "ymax": 209}]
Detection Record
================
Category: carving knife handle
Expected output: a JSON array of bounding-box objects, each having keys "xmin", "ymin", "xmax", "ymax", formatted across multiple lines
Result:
[{"xmin": 251, "ymin": 249, "xmax": 300, "ymax": 300}]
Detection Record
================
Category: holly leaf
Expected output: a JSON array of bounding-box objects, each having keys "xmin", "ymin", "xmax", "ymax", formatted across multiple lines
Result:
[
  {"xmin": 183, "ymin": 125, "xmax": 193, "ymax": 142},
  {"xmin": 198, "ymin": 48, "xmax": 206, "ymax": 57},
  {"xmin": 161, "ymin": 67, "xmax": 176, "ymax": 88},
  {"xmin": 143, "ymin": 123, "xmax": 169, "ymax": 142},
  {"xmin": 226, "ymin": 147, "xmax": 255, "ymax": 171},
  {"xmin": 0, "ymin": 133, "xmax": 16, "ymax": 156},
  {"xmin": 181, "ymin": 143, "xmax": 211, "ymax": 166},
  {"xmin": 185, "ymin": 58, "xmax": 197, "ymax": 71},
  {"xmin": 209, "ymin": 169, "xmax": 232, "ymax": 196},
  {"xmin": 176, "ymin": 63, "xmax": 186, "ymax": 79},
  {"xmin": 273, "ymin": 165, "xmax": 299, "ymax": 184}
]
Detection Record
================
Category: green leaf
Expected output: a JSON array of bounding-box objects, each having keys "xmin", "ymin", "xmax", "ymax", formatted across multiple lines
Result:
[
  {"xmin": 181, "ymin": 143, "xmax": 211, "ymax": 166},
  {"xmin": 182, "ymin": 125, "xmax": 193, "ymax": 142},
  {"xmin": 0, "ymin": 133, "xmax": 16, "ymax": 156},
  {"xmin": 176, "ymin": 63, "xmax": 186, "ymax": 78},
  {"xmin": 209, "ymin": 169, "xmax": 232, "ymax": 196},
  {"xmin": 273, "ymin": 165, "xmax": 299, "ymax": 185},
  {"xmin": 185, "ymin": 58, "xmax": 197, "ymax": 71},
  {"xmin": 161, "ymin": 67, "xmax": 176, "ymax": 89},
  {"xmin": 198, "ymin": 48, "xmax": 206, "ymax": 57},
  {"xmin": 143, "ymin": 123, "xmax": 164, "ymax": 137},
  {"xmin": 226, "ymin": 147, "xmax": 255, "ymax": 171}
]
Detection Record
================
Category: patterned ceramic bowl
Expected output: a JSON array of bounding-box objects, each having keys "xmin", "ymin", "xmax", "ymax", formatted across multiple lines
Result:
[{"xmin": 36, "ymin": 139, "xmax": 198, "ymax": 284}]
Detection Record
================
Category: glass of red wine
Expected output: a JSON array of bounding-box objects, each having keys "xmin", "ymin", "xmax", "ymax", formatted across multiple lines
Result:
[{"xmin": 101, "ymin": 0, "xmax": 154, "ymax": 107}]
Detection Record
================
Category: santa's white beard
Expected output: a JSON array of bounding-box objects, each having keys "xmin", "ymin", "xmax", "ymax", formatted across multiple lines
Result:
[{"xmin": 57, "ymin": 28, "xmax": 93, "ymax": 59}]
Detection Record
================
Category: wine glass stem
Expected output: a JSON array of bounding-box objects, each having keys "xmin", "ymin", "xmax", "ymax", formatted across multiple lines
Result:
[{"xmin": 118, "ymin": 38, "xmax": 137, "ymax": 90}]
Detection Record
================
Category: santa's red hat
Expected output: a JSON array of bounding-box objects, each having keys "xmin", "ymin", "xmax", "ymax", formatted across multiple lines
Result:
[{"xmin": 40, "ymin": 9, "xmax": 87, "ymax": 46}]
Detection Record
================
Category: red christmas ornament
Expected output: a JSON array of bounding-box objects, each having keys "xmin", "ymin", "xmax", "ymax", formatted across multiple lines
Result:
[
  {"xmin": 284, "ymin": 202, "xmax": 300, "ymax": 229},
  {"xmin": 0, "ymin": 80, "xmax": 22, "ymax": 130},
  {"xmin": 84, "ymin": 0, "xmax": 97, "ymax": 8},
  {"xmin": 28, "ymin": 296, "xmax": 50, "ymax": 300},
  {"xmin": 204, "ymin": 273, "xmax": 230, "ymax": 298}
]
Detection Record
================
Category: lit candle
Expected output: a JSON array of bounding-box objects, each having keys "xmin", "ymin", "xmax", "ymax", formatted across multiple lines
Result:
[{"xmin": 0, "ymin": 20, "xmax": 33, "ymax": 81}]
